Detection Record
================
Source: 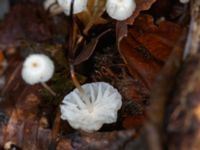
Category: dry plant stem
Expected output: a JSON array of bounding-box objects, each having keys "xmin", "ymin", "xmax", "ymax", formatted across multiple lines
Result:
[
  {"xmin": 72, "ymin": 24, "xmax": 79, "ymax": 51},
  {"xmin": 167, "ymin": 54, "xmax": 200, "ymax": 150},
  {"xmin": 70, "ymin": 64, "xmax": 93, "ymax": 112},
  {"xmin": 68, "ymin": 1, "xmax": 92, "ymax": 112},
  {"xmin": 41, "ymin": 82, "xmax": 56, "ymax": 96},
  {"xmin": 184, "ymin": 0, "xmax": 200, "ymax": 58}
]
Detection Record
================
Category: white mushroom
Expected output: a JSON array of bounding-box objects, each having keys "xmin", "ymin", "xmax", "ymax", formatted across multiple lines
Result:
[
  {"xmin": 43, "ymin": 0, "xmax": 63, "ymax": 15},
  {"xmin": 57, "ymin": 0, "xmax": 88, "ymax": 15},
  {"xmin": 106, "ymin": 0, "xmax": 136, "ymax": 21},
  {"xmin": 60, "ymin": 82, "xmax": 122, "ymax": 132},
  {"xmin": 43, "ymin": 0, "xmax": 56, "ymax": 10},
  {"xmin": 180, "ymin": 0, "xmax": 189, "ymax": 3},
  {"xmin": 22, "ymin": 54, "xmax": 54, "ymax": 85}
]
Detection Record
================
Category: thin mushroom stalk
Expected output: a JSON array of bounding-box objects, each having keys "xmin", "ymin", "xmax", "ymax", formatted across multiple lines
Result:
[
  {"xmin": 67, "ymin": 1, "xmax": 93, "ymax": 113},
  {"xmin": 63, "ymin": 1, "xmax": 122, "ymax": 132},
  {"xmin": 70, "ymin": 64, "xmax": 93, "ymax": 112},
  {"xmin": 41, "ymin": 82, "xmax": 56, "ymax": 96}
]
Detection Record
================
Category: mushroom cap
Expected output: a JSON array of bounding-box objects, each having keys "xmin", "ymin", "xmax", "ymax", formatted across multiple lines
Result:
[
  {"xmin": 106, "ymin": 0, "xmax": 136, "ymax": 21},
  {"xmin": 60, "ymin": 82, "xmax": 122, "ymax": 132},
  {"xmin": 57, "ymin": 0, "xmax": 88, "ymax": 15},
  {"xmin": 43, "ymin": 0, "xmax": 56, "ymax": 10},
  {"xmin": 179, "ymin": 0, "xmax": 189, "ymax": 3},
  {"xmin": 22, "ymin": 54, "xmax": 54, "ymax": 85}
]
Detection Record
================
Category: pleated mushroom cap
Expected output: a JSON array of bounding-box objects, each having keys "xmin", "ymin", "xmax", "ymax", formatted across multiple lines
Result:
[{"xmin": 60, "ymin": 82, "xmax": 122, "ymax": 132}]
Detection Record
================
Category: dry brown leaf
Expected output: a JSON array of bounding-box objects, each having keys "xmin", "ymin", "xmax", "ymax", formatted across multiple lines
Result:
[
  {"xmin": 126, "ymin": 0, "xmax": 157, "ymax": 25},
  {"xmin": 73, "ymin": 29, "xmax": 112, "ymax": 65},
  {"xmin": 119, "ymin": 15, "xmax": 182, "ymax": 88},
  {"xmin": 76, "ymin": 0, "xmax": 107, "ymax": 35},
  {"xmin": 116, "ymin": 0, "xmax": 157, "ymax": 45}
]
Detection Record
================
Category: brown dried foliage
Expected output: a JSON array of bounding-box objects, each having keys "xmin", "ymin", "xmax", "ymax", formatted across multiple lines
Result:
[{"xmin": 119, "ymin": 15, "xmax": 182, "ymax": 88}]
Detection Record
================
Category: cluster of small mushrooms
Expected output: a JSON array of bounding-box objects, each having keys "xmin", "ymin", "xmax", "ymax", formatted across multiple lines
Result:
[
  {"xmin": 22, "ymin": 0, "xmax": 137, "ymax": 132},
  {"xmin": 21, "ymin": 0, "xmax": 189, "ymax": 132},
  {"xmin": 22, "ymin": 54, "xmax": 122, "ymax": 132},
  {"xmin": 44, "ymin": 0, "xmax": 136, "ymax": 21}
]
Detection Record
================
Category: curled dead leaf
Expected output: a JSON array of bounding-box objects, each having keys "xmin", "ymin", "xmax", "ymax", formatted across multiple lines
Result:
[
  {"xmin": 119, "ymin": 15, "xmax": 182, "ymax": 88},
  {"xmin": 126, "ymin": 0, "xmax": 157, "ymax": 25}
]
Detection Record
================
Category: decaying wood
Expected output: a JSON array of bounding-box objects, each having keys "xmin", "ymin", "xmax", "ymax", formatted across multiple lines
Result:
[
  {"xmin": 166, "ymin": 54, "xmax": 200, "ymax": 150},
  {"xmin": 166, "ymin": 0, "xmax": 200, "ymax": 150},
  {"xmin": 144, "ymin": 0, "xmax": 200, "ymax": 150},
  {"xmin": 145, "ymin": 33, "xmax": 184, "ymax": 150}
]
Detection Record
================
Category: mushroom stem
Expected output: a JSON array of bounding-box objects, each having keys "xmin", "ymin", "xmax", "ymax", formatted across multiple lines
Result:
[
  {"xmin": 41, "ymin": 82, "xmax": 56, "ymax": 96},
  {"xmin": 70, "ymin": 64, "xmax": 93, "ymax": 112}
]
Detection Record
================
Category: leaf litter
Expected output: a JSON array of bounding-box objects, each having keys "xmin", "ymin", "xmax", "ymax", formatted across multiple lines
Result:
[{"xmin": 0, "ymin": 0, "xmax": 191, "ymax": 150}]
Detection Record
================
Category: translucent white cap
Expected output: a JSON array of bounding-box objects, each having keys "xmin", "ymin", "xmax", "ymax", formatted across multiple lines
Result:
[{"xmin": 60, "ymin": 82, "xmax": 122, "ymax": 132}]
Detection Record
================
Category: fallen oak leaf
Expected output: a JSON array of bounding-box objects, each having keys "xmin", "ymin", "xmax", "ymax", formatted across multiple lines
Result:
[
  {"xmin": 129, "ymin": 15, "xmax": 183, "ymax": 62},
  {"xmin": 119, "ymin": 15, "xmax": 182, "ymax": 89},
  {"xmin": 120, "ymin": 41, "xmax": 161, "ymax": 89}
]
